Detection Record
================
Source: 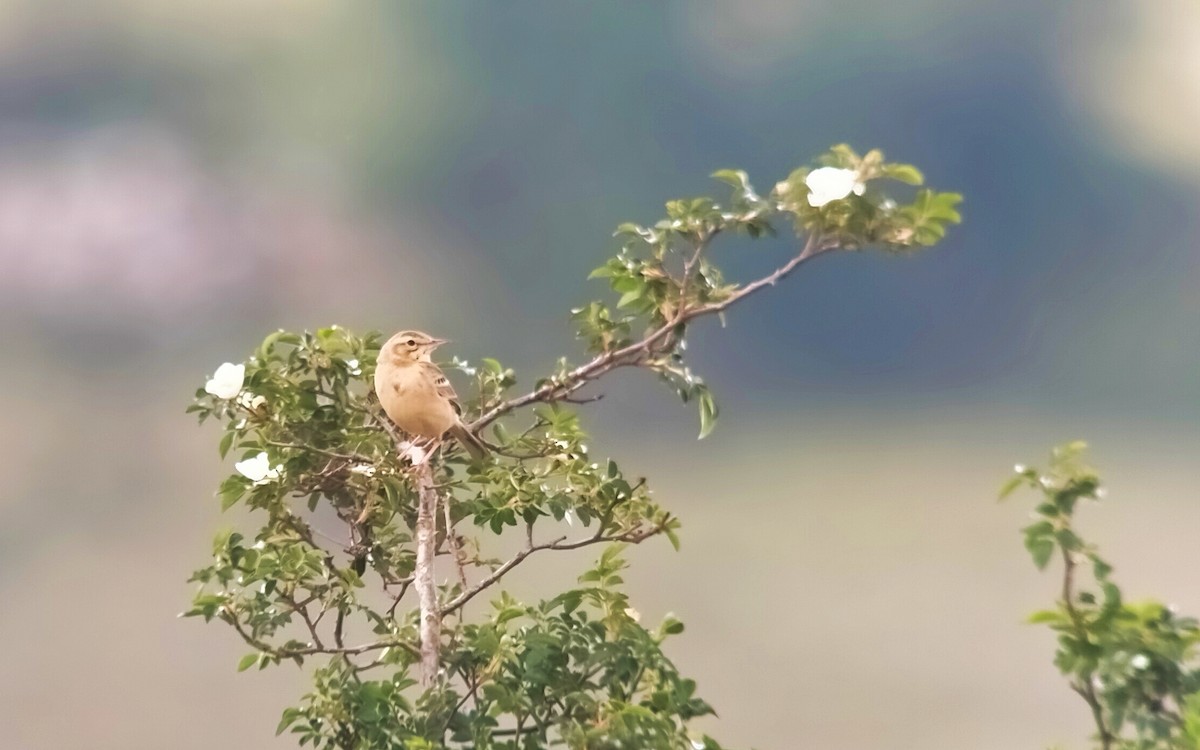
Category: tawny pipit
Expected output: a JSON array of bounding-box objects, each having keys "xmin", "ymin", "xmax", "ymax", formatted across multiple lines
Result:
[{"xmin": 374, "ymin": 330, "xmax": 488, "ymax": 460}]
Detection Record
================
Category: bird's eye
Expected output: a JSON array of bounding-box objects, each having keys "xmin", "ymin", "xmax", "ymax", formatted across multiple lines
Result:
[{"xmin": 404, "ymin": 339, "xmax": 416, "ymax": 347}]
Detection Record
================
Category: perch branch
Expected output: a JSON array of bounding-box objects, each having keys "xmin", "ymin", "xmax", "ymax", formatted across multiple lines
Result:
[
  {"xmin": 468, "ymin": 231, "xmax": 835, "ymax": 431},
  {"xmin": 413, "ymin": 460, "xmax": 441, "ymax": 687}
]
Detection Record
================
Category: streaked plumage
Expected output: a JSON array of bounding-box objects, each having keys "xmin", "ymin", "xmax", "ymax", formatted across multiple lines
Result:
[{"xmin": 374, "ymin": 330, "xmax": 488, "ymax": 460}]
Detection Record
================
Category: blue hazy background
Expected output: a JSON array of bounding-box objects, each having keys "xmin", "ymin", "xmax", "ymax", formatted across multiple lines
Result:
[{"xmin": 1, "ymin": 2, "xmax": 1198, "ymax": 749}]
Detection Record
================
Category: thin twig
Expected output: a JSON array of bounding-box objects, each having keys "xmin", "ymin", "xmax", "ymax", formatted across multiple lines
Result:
[
  {"xmin": 1060, "ymin": 547, "xmax": 1115, "ymax": 750},
  {"xmin": 445, "ymin": 497, "xmax": 470, "ymax": 589},
  {"xmin": 284, "ymin": 594, "xmax": 325, "ymax": 650},
  {"xmin": 265, "ymin": 440, "xmax": 371, "ymax": 463},
  {"xmin": 222, "ymin": 606, "xmax": 418, "ymax": 659},
  {"xmin": 440, "ymin": 520, "xmax": 668, "ymax": 617}
]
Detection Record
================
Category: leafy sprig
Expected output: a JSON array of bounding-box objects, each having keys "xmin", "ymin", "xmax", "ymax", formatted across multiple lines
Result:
[
  {"xmin": 187, "ymin": 146, "xmax": 961, "ymax": 748},
  {"xmin": 1004, "ymin": 442, "xmax": 1200, "ymax": 750}
]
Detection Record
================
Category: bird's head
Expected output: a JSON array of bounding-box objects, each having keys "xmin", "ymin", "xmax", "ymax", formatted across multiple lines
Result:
[{"xmin": 379, "ymin": 330, "xmax": 448, "ymax": 364}]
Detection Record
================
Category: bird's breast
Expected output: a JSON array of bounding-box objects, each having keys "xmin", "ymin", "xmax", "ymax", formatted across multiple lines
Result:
[{"xmin": 376, "ymin": 363, "xmax": 456, "ymax": 438}]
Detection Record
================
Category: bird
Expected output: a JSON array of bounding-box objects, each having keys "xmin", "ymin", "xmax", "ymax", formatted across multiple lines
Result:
[{"xmin": 374, "ymin": 330, "xmax": 488, "ymax": 460}]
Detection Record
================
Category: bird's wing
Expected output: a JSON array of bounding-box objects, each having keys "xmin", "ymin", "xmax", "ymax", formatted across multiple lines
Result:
[{"xmin": 421, "ymin": 362, "xmax": 463, "ymax": 412}]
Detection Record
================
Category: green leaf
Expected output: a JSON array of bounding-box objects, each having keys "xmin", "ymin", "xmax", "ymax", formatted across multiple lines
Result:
[
  {"xmin": 664, "ymin": 524, "xmax": 681, "ymax": 551},
  {"xmin": 275, "ymin": 708, "xmax": 301, "ymax": 736},
  {"xmin": 998, "ymin": 474, "xmax": 1026, "ymax": 501},
  {"xmin": 218, "ymin": 475, "xmax": 247, "ymax": 511},
  {"xmin": 1025, "ymin": 534, "xmax": 1055, "ymax": 570},
  {"xmin": 882, "ymin": 163, "xmax": 924, "ymax": 185},
  {"xmin": 616, "ymin": 289, "xmax": 643, "ymax": 309},
  {"xmin": 697, "ymin": 389, "xmax": 718, "ymax": 439},
  {"xmin": 927, "ymin": 192, "xmax": 964, "ymax": 223},
  {"xmin": 237, "ymin": 653, "xmax": 259, "ymax": 672},
  {"xmin": 218, "ymin": 431, "xmax": 235, "ymax": 460},
  {"xmin": 1027, "ymin": 609, "xmax": 1066, "ymax": 625}
]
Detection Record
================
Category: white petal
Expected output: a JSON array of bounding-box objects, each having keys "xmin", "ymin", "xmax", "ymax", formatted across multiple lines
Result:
[
  {"xmin": 805, "ymin": 167, "xmax": 861, "ymax": 207},
  {"xmin": 1131, "ymin": 653, "xmax": 1150, "ymax": 670},
  {"xmin": 235, "ymin": 452, "xmax": 271, "ymax": 482},
  {"xmin": 205, "ymin": 362, "xmax": 245, "ymax": 400}
]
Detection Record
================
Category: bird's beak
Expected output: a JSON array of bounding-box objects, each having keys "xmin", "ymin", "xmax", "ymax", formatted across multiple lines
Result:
[{"xmin": 430, "ymin": 338, "xmax": 449, "ymax": 348}]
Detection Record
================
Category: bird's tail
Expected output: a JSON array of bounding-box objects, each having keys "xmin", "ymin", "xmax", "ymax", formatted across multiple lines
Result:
[{"xmin": 447, "ymin": 421, "xmax": 489, "ymax": 460}]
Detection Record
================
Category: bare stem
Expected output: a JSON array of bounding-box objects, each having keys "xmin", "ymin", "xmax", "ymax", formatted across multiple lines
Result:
[{"xmin": 414, "ymin": 461, "xmax": 441, "ymax": 687}]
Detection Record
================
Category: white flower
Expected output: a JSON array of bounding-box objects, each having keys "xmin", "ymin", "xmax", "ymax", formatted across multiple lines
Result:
[
  {"xmin": 1131, "ymin": 653, "xmax": 1150, "ymax": 670},
  {"xmin": 350, "ymin": 464, "xmax": 376, "ymax": 477},
  {"xmin": 237, "ymin": 391, "xmax": 266, "ymax": 411},
  {"xmin": 1095, "ymin": 487, "xmax": 1108, "ymax": 499},
  {"xmin": 625, "ymin": 607, "xmax": 641, "ymax": 623},
  {"xmin": 1038, "ymin": 476, "xmax": 1054, "ymax": 489},
  {"xmin": 234, "ymin": 452, "xmax": 280, "ymax": 484},
  {"xmin": 345, "ymin": 358, "xmax": 361, "ymax": 375},
  {"xmin": 805, "ymin": 167, "xmax": 865, "ymax": 207},
  {"xmin": 564, "ymin": 510, "xmax": 574, "ymax": 527},
  {"xmin": 205, "ymin": 362, "xmax": 245, "ymax": 399},
  {"xmin": 1013, "ymin": 464, "xmax": 1027, "ymax": 474}
]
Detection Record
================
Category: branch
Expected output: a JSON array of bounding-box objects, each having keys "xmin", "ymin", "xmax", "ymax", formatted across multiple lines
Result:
[
  {"xmin": 444, "ymin": 502, "xmax": 470, "ymax": 590},
  {"xmin": 265, "ymin": 440, "xmax": 372, "ymax": 464},
  {"xmin": 439, "ymin": 519, "xmax": 669, "ymax": 617},
  {"xmin": 284, "ymin": 593, "xmax": 325, "ymax": 651},
  {"xmin": 413, "ymin": 460, "xmax": 441, "ymax": 687},
  {"xmin": 468, "ymin": 231, "xmax": 836, "ymax": 431},
  {"xmin": 221, "ymin": 605, "xmax": 418, "ymax": 660},
  {"xmin": 1060, "ymin": 546, "xmax": 1114, "ymax": 750}
]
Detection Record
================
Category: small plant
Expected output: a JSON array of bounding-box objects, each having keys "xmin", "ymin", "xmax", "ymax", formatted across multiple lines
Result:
[
  {"xmin": 1004, "ymin": 442, "xmax": 1200, "ymax": 750},
  {"xmin": 185, "ymin": 145, "xmax": 961, "ymax": 749}
]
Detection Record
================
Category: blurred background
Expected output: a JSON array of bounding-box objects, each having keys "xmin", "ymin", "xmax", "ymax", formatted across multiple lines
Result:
[{"xmin": 1, "ymin": 1, "xmax": 1198, "ymax": 748}]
